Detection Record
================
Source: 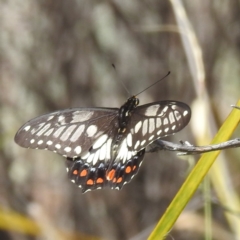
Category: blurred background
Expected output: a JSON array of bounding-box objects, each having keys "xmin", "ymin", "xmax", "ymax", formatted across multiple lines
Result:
[{"xmin": 1, "ymin": 0, "xmax": 240, "ymax": 240}]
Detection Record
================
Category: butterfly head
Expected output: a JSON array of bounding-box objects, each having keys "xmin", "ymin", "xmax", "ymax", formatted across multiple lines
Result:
[{"xmin": 126, "ymin": 96, "xmax": 139, "ymax": 108}]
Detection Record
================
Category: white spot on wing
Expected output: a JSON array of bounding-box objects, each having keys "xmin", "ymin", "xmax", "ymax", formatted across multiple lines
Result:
[
  {"xmin": 86, "ymin": 125, "xmax": 97, "ymax": 137},
  {"xmin": 163, "ymin": 118, "xmax": 168, "ymax": 125},
  {"xmin": 157, "ymin": 130, "xmax": 162, "ymax": 135},
  {"xmin": 106, "ymin": 139, "xmax": 112, "ymax": 159},
  {"xmin": 31, "ymin": 123, "xmax": 45, "ymax": 134},
  {"xmin": 127, "ymin": 151, "xmax": 133, "ymax": 160},
  {"xmin": 149, "ymin": 119, "xmax": 155, "ymax": 133},
  {"xmin": 47, "ymin": 140, "xmax": 53, "ymax": 145},
  {"xmin": 163, "ymin": 106, "xmax": 169, "ymax": 112},
  {"xmin": 64, "ymin": 147, "xmax": 71, "ymax": 152},
  {"xmin": 149, "ymin": 135, "xmax": 154, "ymax": 141},
  {"xmin": 60, "ymin": 125, "xmax": 77, "ymax": 141},
  {"xmin": 117, "ymin": 139, "xmax": 128, "ymax": 163},
  {"xmin": 141, "ymin": 140, "xmax": 146, "ymax": 146},
  {"xmin": 58, "ymin": 115, "xmax": 65, "ymax": 124},
  {"xmin": 156, "ymin": 118, "xmax": 162, "ymax": 128},
  {"xmin": 36, "ymin": 123, "xmax": 51, "ymax": 136},
  {"xmin": 24, "ymin": 125, "xmax": 31, "ymax": 131},
  {"xmin": 30, "ymin": 139, "xmax": 35, "ymax": 144},
  {"xmin": 70, "ymin": 125, "xmax": 85, "ymax": 142},
  {"xmin": 145, "ymin": 105, "xmax": 159, "ymax": 116},
  {"xmin": 55, "ymin": 144, "xmax": 61, "ymax": 149},
  {"xmin": 142, "ymin": 119, "xmax": 148, "ymax": 136},
  {"xmin": 37, "ymin": 140, "xmax": 43, "ymax": 145},
  {"xmin": 44, "ymin": 128, "xmax": 54, "ymax": 136},
  {"xmin": 174, "ymin": 111, "xmax": 181, "ymax": 121},
  {"xmin": 74, "ymin": 146, "xmax": 81, "ymax": 155},
  {"xmin": 164, "ymin": 127, "xmax": 169, "ymax": 132},
  {"xmin": 93, "ymin": 134, "xmax": 108, "ymax": 149},
  {"xmin": 99, "ymin": 143, "xmax": 107, "ymax": 160},
  {"xmin": 169, "ymin": 112, "xmax": 176, "ymax": 124},
  {"xmin": 134, "ymin": 121, "xmax": 142, "ymax": 133},
  {"xmin": 183, "ymin": 110, "xmax": 189, "ymax": 116},
  {"xmin": 127, "ymin": 134, "xmax": 132, "ymax": 147},
  {"xmin": 53, "ymin": 126, "xmax": 66, "ymax": 138},
  {"xmin": 87, "ymin": 153, "xmax": 94, "ymax": 163},
  {"xmin": 47, "ymin": 115, "xmax": 54, "ymax": 121},
  {"xmin": 93, "ymin": 150, "xmax": 100, "ymax": 165},
  {"xmin": 134, "ymin": 140, "xmax": 140, "ymax": 150},
  {"xmin": 71, "ymin": 111, "xmax": 94, "ymax": 123}
]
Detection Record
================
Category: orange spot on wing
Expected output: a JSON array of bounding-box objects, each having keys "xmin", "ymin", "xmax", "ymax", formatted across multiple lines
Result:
[
  {"xmin": 106, "ymin": 169, "xmax": 115, "ymax": 180},
  {"xmin": 125, "ymin": 166, "xmax": 131, "ymax": 173},
  {"xmin": 73, "ymin": 170, "xmax": 78, "ymax": 175},
  {"xmin": 117, "ymin": 177, "xmax": 123, "ymax": 183},
  {"xmin": 80, "ymin": 169, "xmax": 87, "ymax": 177},
  {"xmin": 86, "ymin": 179, "xmax": 94, "ymax": 185},
  {"xmin": 133, "ymin": 165, "xmax": 136, "ymax": 171},
  {"xmin": 113, "ymin": 178, "xmax": 117, "ymax": 183},
  {"xmin": 96, "ymin": 178, "xmax": 104, "ymax": 184}
]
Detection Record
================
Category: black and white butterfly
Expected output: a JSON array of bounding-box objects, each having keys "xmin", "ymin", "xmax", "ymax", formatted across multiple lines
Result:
[{"xmin": 14, "ymin": 95, "xmax": 191, "ymax": 193}]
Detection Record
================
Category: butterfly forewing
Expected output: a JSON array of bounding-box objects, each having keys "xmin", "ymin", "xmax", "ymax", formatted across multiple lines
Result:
[
  {"xmin": 14, "ymin": 107, "xmax": 119, "ymax": 158},
  {"xmin": 128, "ymin": 101, "xmax": 191, "ymax": 152}
]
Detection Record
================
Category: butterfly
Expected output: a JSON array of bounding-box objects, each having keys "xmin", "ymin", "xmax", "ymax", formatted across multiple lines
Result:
[{"xmin": 14, "ymin": 95, "xmax": 191, "ymax": 193}]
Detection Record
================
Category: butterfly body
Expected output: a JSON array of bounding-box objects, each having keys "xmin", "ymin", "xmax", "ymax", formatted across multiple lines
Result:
[{"xmin": 14, "ymin": 96, "xmax": 191, "ymax": 193}]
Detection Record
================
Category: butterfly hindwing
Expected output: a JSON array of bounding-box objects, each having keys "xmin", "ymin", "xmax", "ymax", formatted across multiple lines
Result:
[{"xmin": 67, "ymin": 149, "xmax": 145, "ymax": 193}]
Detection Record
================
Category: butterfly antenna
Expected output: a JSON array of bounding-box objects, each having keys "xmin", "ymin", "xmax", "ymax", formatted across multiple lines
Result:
[
  {"xmin": 135, "ymin": 71, "xmax": 171, "ymax": 97},
  {"xmin": 112, "ymin": 64, "xmax": 131, "ymax": 96}
]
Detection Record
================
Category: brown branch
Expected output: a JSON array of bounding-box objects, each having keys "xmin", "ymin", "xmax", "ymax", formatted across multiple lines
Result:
[{"xmin": 149, "ymin": 138, "xmax": 240, "ymax": 155}]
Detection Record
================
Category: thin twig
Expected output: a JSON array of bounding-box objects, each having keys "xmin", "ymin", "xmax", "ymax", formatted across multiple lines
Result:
[
  {"xmin": 231, "ymin": 105, "xmax": 240, "ymax": 110},
  {"xmin": 149, "ymin": 138, "xmax": 240, "ymax": 155}
]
